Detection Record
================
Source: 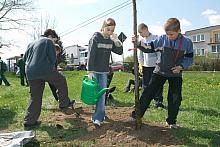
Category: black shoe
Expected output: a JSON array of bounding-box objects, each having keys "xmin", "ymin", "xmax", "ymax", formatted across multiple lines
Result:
[
  {"xmin": 60, "ymin": 100, "xmax": 75, "ymax": 109},
  {"xmin": 60, "ymin": 100, "xmax": 80, "ymax": 116},
  {"xmin": 24, "ymin": 121, "xmax": 41, "ymax": 128}
]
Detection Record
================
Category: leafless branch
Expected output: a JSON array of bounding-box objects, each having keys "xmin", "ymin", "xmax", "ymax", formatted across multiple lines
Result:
[{"xmin": 0, "ymin": 0, "xmax": 35, "ymax": 31}]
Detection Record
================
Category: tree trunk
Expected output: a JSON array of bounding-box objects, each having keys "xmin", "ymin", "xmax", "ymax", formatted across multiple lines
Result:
[{"xmin": 132, "ymin": 0, "xmax": 141, "ymax": 130}]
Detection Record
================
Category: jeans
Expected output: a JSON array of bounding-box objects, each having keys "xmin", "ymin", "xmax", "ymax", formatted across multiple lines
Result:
[{"xmin": 92, "ymin": 73, "xmax": 107, "ymax": 122}]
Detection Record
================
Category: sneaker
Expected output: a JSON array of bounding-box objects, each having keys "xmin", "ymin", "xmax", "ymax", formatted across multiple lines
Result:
[
  {"xmin": 166, "ymin": 122, "xmax": 177, "ymax": 129},
  {"xmin": 91, "ymin": 118, "xmax": 101, "ymax": 126},
  {"xmin": 155, "ymin": 103, "xmax": 165, "ymax": 109},
  {"xmin": 169, "ymin": 124, "xmax": 177, "ymax": 129}
]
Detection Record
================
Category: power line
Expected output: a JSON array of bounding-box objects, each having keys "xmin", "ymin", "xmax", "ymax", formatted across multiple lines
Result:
[
  {"xmin": 60, "ymin": 0, "xmax": 132, "ymax": 37},
  {"xmin": 60, "ymin": 0, "xmax": 131, "ymax": 36}
]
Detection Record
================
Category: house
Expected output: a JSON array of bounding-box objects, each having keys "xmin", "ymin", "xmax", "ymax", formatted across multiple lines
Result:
[
  {"xmin": 64, "ymin": 45, "xmax": 88, "ymax": 69},
  {"xmin": 185, "ymin": 25, "xmax": 220, "ymax": 58},
  {"xmin": 6, "ymin": 56, "xmax": 21, "ymax": 72}
]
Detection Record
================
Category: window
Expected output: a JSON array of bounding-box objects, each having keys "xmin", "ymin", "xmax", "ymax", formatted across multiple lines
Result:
[
  {"xmin": 217, "ymin": 45, "xmax": 220, "ymax": 52},
  {"xmin": 212, "ymin": 45, "xmax": 217, "ymax": 53},
  {"xmin": 192, "ymin": 36, "xmax": 197, "ymax": 42},
  {"xmin": 197, "ymin": 35, "xmax": 201, "ymax": 42},
  {"xmin": 201, "ymin": 49, "xmax": 205, "ymax": 56},
  {"xmin": 201, "ymin": 34, "xmax": 205, "ymax": 41},
  {"xmin": 192, "ymin": 34, "xmax": 205, "ymax": 42},
  {"xmin": 211, "ymin": 45, "xmax": 220, "ymax": 53},
  {"xmin": 214, "ymin": 33, "xmax": 219, "ymax": 42},
  {"xmin": 195, "ymin": 48, "xmax": 205, "ymax": 56}
]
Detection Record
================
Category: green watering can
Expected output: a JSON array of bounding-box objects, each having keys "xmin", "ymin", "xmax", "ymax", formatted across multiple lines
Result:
[{"xmin": 81, "ymin": 76, "xmax": 108, "ymax": 105}]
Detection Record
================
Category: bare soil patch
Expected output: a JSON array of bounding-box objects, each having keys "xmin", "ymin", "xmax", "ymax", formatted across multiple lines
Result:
[{"xmin": 46, "ymin": 104, "xmax": 183, "ymax": 146}]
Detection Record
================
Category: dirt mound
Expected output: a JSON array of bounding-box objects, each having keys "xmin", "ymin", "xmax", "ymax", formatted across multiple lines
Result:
[{"xmin": 48, "ymin": 104, "xmax": 183, "ymax": 146}]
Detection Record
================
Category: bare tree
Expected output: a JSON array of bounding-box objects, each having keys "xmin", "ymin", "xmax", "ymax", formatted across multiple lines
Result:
[
  {"xmin": 29, "ymin": 12, "xmax": 57, "ymax": 40},
  {"xmin": 0, "ymin": 0, "xmax": 35, "ymax": 30},
  {"xmin": 0, "ymin": 0, "xmax": 35, "ymax": 48}
]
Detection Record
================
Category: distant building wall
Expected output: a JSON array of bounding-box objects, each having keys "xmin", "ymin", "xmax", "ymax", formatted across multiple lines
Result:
[{"xmin": 185, "ymin": 25, "xmax": 220, "ymax": 58}]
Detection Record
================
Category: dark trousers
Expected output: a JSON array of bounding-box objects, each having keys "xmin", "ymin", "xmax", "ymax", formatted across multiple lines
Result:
[
  {"xmin": 0, "ymin": 73, "xmax": 10, "ymax": 86},
  {"xmin": 142, "ymin": 66, "xmax": 163, "ymax": 103},
  {"xmin": 48, "ymin": 83, "xmax": 59, "ymax": 101},
  {"xmin": 126, "ymin": 79, "xmax": 135, "ymax": 89},
  {"xmin": 133, "ymin": 73, "xmax": 182, "ymax": 124},
  {"xmin": 20, "ymin": 73, "xmax": 29, "ymax": 86},
  {"xmin": 24, "ymin": 70, "xmax": 71, "ymax": 125},
  {"xmin": 125, "ymin": 78, "xmax": 142, "ymax": 91}
]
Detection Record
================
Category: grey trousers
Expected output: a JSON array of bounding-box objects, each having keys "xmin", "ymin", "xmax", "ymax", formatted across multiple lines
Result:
[{"xmin": 24, "ymin": 70, "xmax": 71, "ymax": 125}]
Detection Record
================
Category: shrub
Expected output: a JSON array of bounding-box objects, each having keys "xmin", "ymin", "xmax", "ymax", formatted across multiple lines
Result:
[{"xmin": 189, "ymin": 56, "xmax": 220, "ymax": 71}]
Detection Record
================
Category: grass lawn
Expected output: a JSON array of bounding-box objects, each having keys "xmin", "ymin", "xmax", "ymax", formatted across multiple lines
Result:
[{"xmin": 0, "ymin": 71, "xmax": 220, "ymax": 146}]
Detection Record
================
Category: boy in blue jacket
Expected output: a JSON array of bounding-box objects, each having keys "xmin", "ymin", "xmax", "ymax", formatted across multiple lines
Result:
[{"xmin": 130, "ymin": 18, "xmax": 193, "ymax": 129}]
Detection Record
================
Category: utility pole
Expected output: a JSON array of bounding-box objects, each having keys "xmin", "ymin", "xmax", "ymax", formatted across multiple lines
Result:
[{"xmin": 132, "ymin": 0, "xmax": 141, "ymax": 130}]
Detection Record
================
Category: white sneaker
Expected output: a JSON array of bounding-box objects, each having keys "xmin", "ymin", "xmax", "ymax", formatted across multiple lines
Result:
[
  {"xmin": 169, "ymin": 124, "xmax": 177, "ymax": 129},
  {"xmin": 166, "ymin": 122, "xmax": 177, "ymax": 129},
  {"xmin": 91, "ymin": 118, "xmax": 101, "ymax": 126}
]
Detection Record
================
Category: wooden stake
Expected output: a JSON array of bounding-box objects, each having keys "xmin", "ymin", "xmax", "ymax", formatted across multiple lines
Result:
[{"xmin": 132, "ymin": 0, "xmax": 141, "ymax": 130}]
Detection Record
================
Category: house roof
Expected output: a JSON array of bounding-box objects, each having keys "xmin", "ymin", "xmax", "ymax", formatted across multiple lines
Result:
[
  {"xmin": 6, "ymin": 56, "xmax": 21, "ymax": 60},
  {"xmin": 185, "ymin": 25, "xmax": 220, "ymax": 34}
]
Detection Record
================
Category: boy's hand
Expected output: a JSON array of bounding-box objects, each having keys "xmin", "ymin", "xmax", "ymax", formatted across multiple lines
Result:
[
  {"xmin": 88, "ymin": 72, "xmax": 93, "ymax": 79},
  {"xmin": 171, "ymin": 65, "xmax": 183, "ymax": 74},
  {"xmin": 131, "ymin": 35, "xmax": 139, "ymax": 43},
  {"xmin": 111, "ymin": 33, "xmax": 122, "ymax": 47},
  {"xmin": 139, "ymin": 63, "xmax": 143, "ymax": 74},
  {"xmin": 110, "ymin": 33, "xmax": 118, "ymax": 41}
]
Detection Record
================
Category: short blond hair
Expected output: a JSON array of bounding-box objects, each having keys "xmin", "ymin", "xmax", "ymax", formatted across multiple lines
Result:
[{"xmin": 138, "ymin": 23, "xmax": 148, "ymax": 31}]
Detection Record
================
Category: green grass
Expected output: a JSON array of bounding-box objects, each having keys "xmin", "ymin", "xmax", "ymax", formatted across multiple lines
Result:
[{"xmin": 0, "ymin": 71, "xmax": 220, "ymax": 146}]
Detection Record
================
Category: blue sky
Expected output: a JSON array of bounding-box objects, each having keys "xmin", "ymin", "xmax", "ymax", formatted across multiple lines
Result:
[{"xmin": 1, "ymin": 0, "xmax": 220, "ymax": 61}]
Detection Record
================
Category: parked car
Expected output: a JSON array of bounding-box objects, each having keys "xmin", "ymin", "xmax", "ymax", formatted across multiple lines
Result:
[{"xmin": 111, "ymin": 63, "xmax": 130, "ymax": 71}]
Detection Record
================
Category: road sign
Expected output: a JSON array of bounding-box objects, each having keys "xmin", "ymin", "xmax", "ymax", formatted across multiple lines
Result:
[{"xmin": 118, "ymin": 32, "xmax": 127, "ymax": 43}]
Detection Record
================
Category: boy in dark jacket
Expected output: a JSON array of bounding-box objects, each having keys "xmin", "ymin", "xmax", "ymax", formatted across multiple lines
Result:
[
  {"xmin": 23, "ymin": 29, "xmax": 74, "ymax": 128},
  {"xmin": 0, "ymin": 57, "xmax": 10, "ymax": 86},
  {"xmin": 129, "ymin": 18, "xmax": 193, "ymax": 129},
  {"xmin": 17, "ymin": 54, "xmax": 29, "ymax": 86}
]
